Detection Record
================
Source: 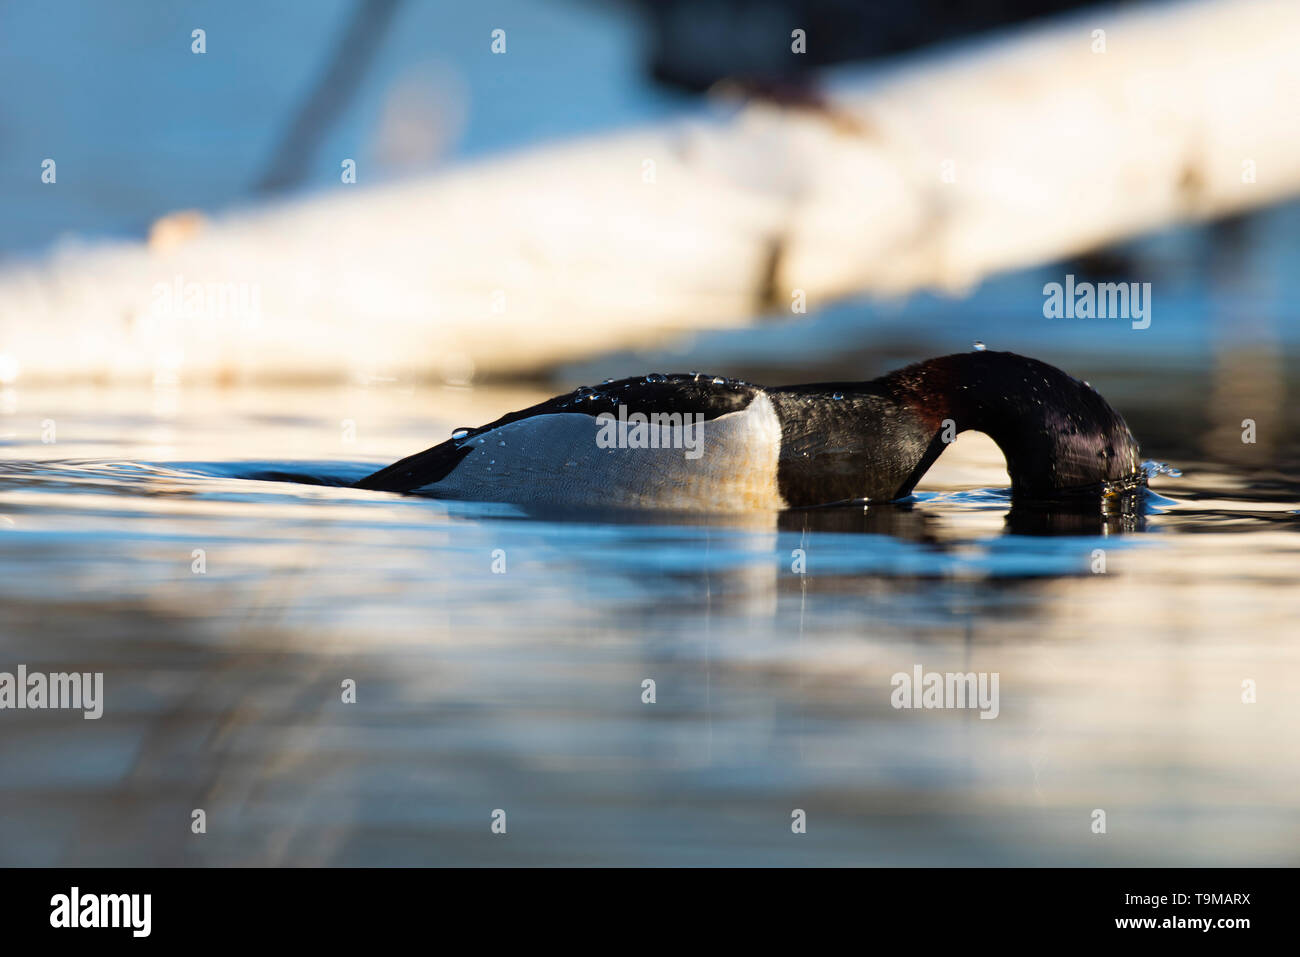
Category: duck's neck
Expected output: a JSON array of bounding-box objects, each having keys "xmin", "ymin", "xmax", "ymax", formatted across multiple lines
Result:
[{"xmin": 883, "ymin": 351, "xmax": 1143, "ymax": 498}]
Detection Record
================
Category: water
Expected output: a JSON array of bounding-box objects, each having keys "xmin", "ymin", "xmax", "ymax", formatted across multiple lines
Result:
[{"xmin": 1, "ymin": 378, "xmax": 1296, "ymax": 866}]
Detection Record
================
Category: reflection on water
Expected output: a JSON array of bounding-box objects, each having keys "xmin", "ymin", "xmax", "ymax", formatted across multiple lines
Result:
[{"xmin": 0, "ymin": 383, "xmax": 1297, "ymax": 866}]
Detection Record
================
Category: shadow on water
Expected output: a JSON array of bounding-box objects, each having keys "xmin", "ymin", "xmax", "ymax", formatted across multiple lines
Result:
[
  {"xmin": 209, "ymin": 458, "xmax": 1161, "ymax": 540},
  {"xmin": 266, "ymin": 460, "xmax": 1174, "ymax": 543},
  {"xmin": 0, "ymin": 455, "xmax": 1181, "ymax": 557},
  {"xmin": 776, "ymin": 487, "xmax": 1155, "ymax": 539}
]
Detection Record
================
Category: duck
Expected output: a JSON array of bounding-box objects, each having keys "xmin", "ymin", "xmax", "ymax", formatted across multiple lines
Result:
[{"xmin": 354, "ymin": 350, "xmax": 1143, "ymax": 509}]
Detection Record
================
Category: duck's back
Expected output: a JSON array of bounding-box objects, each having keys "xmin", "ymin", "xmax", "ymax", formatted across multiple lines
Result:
[{"xmin": 355, "ymin": 374, "xmax": 788, "ymax": 510}]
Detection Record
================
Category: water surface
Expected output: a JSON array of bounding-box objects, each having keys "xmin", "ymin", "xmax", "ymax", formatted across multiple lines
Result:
[{"xmin": 1, "ymin": 381, "xmax": 1295, "ymax": 866}]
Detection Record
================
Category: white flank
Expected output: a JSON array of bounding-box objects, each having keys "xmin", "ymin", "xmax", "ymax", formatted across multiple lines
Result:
[{"xmin": 426, "ymin": 395, "xmax": 786, "ymax": 511}]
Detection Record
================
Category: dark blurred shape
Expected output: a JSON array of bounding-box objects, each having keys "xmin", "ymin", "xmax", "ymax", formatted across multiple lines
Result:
[
  {"xmin": 1004, "ymin": 487, "xmax": 1147, "ymax": 536},
  {"xmin": 778, "ymin": 501, "xmax": 939, "ymax": 540},
  {"xmin": 634, "ymin": 0, "xmax": 1119, "ymax": 93},
  {"xmin": 256, "ymin": 0, "xmax": 404, "ymax": 193}
]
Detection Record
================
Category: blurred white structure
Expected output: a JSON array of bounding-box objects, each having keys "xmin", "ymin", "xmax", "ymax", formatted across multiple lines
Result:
[{"xmin": 1, "ymin": 0, "xmax": 1297, "ymax": 385}]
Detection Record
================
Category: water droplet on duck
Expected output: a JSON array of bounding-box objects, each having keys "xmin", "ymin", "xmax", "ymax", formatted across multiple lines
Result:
[
  {"xmin": 972, "ymin": 340, "xmax": 986, "ymax": 352},
  {"xmin": 601, "ymin": 378, "xmax": 614, "ymax": 384},
  {"xmin": 1143, "ymin": 460, "xmax": 1183, "ymax": 479},
  {"xmin": 832, "ymin": 392, "xmax": 844, "ymax": 400},
  {"xmin": 646, "ymin": 373, "xmax": 666, "ymax": 384},
  {"xmin": 451, "ymin": 428, "xmax": 470, "ymax": 440},
  {"xmin": 711, "ymin": 376, "xmax": 725, "ymax": 385},
  {"xmin": 498, "ymin": 440, "xmax": 506, "ymax": 446}
]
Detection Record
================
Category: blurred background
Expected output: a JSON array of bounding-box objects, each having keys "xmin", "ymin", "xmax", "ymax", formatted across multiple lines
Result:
[{"xmin": 0, "ymin": 0, "xmax": 1296, "ymax": 866}]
